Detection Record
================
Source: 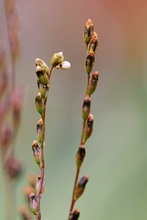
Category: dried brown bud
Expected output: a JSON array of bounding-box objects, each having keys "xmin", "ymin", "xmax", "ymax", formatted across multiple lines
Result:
[
  {"xmin": 87, "ymin": 71, "xmax": 99, "ymax": 96},
  {"xmin": 85, "ymin": 49, "xmax": 95, "ymax": 74},
  {"xmin": 69, "ymin": 209, "xmax": 80, "ymax": 220},
  {"xmin": 84, "ymin": 19, "xmax": 94, "ymax": 45},
  {"xmin": 82, "ymin": 114, "xmax": 94, "ymax": 144},
  {"xmin": 88, "ymin": 32, "xmax": 98, "ymax": 54},
  {"xmin": 74, "ymin": 176, "xmax": 89, "ymax": 200},
  {"xmin": 76, "ymin": 145, "xmax": 86, "ymax": 168},
  {"xmin": 82, "ymin": 96, "xmax": 91, "ymax": 120}
]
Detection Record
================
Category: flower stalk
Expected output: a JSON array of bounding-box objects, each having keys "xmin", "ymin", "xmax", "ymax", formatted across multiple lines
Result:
[
  {"xmin": 68, "ymin": 18, "xmax": 99, "ymax": 220},
  {"xmin": 28, "ymin": 55, "xmax": 70, "ymax": 220}
]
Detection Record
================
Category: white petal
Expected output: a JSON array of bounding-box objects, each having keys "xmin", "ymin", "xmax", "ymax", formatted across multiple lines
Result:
[
  {"xmin": 61, "ymin": 61, "xmax": 71, "ymax": 70},
  {"xmin": 57, "ymin": 52, "xmax": 63, "ymax": 56}
]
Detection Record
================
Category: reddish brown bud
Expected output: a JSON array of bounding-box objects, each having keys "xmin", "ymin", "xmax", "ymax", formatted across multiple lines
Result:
[
  {"xmin": 69, "ymin": 209, "xmax": 80, "ymax": 220},
  {"xmin": 88, "ymin": 32, "xmax": 98, "ymax": 54},
  {"xmin": 82, "ymin": 96, "xmax": 91, "ymax": 120},
  {"xmin": 82, "ymin": 114, "xmax": 94, "ymax": 144},
  {"xmin": 74, "ymin": 176, "xmax": 89, "ymax": 200},
  {"xmin": 87, "ymin": 71, "xmax": 99, "ymax": 96},
  {"xmin": 76, "ymin": 145, "xmax": 86, "ymax": 168},
  {"xmin": 85, "ymin": 49, "xmax": 95, "ymax": 74},
  {"xmin": 84, "ymin": 19, "xmax": 94, "ymax": 45}
]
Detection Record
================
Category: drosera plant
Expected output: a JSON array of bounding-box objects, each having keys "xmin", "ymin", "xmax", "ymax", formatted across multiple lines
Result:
[{"xmin": 20, "ymin": 18, "xmax": 98, "ymax": 220}]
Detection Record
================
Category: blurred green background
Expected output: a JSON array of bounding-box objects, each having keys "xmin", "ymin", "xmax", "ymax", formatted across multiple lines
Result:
[{"xmin": 1, "ymin": 0, "xmax": 147, "ymax": 219}]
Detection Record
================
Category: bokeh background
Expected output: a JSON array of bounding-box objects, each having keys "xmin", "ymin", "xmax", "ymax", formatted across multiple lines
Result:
[{"xmin": 0, "ymin": 0, "xmax": 147, "ymax": 219}]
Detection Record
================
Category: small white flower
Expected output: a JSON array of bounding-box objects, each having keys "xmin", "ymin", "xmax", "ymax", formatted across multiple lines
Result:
[{"xmin": 61, "ymin": 61, "xmax": 71, "ymax": 70}]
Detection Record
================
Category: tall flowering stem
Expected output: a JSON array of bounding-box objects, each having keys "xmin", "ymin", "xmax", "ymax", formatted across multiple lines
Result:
[
  {"xmin": 27, "ymin": 54, "xmax": 70, "ymax": 220},
  {"xmin": 68, "ymin": 19, "xmax": 99, "ymax": 220}
]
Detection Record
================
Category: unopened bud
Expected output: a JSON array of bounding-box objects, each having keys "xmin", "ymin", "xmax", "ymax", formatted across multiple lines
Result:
[
  {"xmin": 35, "ymin": 92, "xmax": 44, "ymax": 115},
  {"xmin": 35, "ymin": 58, "xmax": 49, "ymax": 74},
  {"xmin": 50, "ymin": 52, "xmax": 64, "ymax": 67},
  {"xmin": 29, "ymin": 193, "xmax": 38, "ymax": 216},
  {"xmin": 32, "ymin": 140, "xmax": 41, "ymax": 166},
  {"xmin": 36, "ymin": 174, "xmax": 45, "ymax": 195},
  {"xmin": 87, "ymin": 71, "xmax": 99, "ymax": 96},
  {"xmin": 36, "ymin": 119, "xmax": 43, "ymax": 143},
  {"xmin": 74, "ymin": 176, "xmax": 89, "ymax": 200},
  {"xmin": 82, "ymin": 97, "xmax": 91, "ymax": 120},
  {"xmin": 84, "ymin": 19, "xmax": 94, "ymax": 45},
  {"xmin": 36, "ymin": 65, "xmax": 49, "ymax": 85},
  {"xmin": 76, "ymin": 145, "xmax": 86, "ymax": 168},
  {"xmin": 69, "ymin": 209, "xmax": 80, "ymax": 220},
  {"xmin": 85, "ymin": 49, "xmax": 95, "ymax": 74},
  {"xmin": 83, "ymin": 114, "xmax": 94, "ymax": 144},
  {"xmin": 88, "ymin": 32, "xmax": 98, "ymax": 54},
  {"xmin": 38, "ymin": 83, "xmax": 48, "ymax": 98}
]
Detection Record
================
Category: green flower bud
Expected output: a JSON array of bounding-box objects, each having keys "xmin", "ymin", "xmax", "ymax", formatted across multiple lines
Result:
[
  {"xmin": 35, "ymin": 58, "xmax": 49, "ymax": 75},
  {"xmin": 36, "ymin": 65, "xmax": 49, "ymax": 85},
  {"xmin": 87, "ymin": 32, "xmax": 98, "ymax": 54},
  {"xmin": 83, "ymin": 114, "xmax": 94, "ymax": 144},
  {"xmin": 35, "ymin": 92, "xmax": 44, "ymax": 115},
  {"xmin": 84, "ymin": 19, "xmax": 94, "ymax": 45},
  {"xmin": 38, "ymin": 83, "xmax": 48, "ymax": 98},
  {"xmin": 76, "ymin": 145, "xmax": 86, "ymax": 168},
  {"xmin": 85, "ymin": 49, "xmax": 95, "ymax": 74},
  {"xmin": 50, "ymin": 52, "xmax": 64, "ymax": 67},
  {"xmin": 36, "ymin": 119, "xmax": 43, "ymax": 143},
  {"xmin": 82, "ymin": 96, "xmax": 91, "ymax": 120},
  {"xmin": 74, "ymin": 176, "xmax": 89, "ymax": 200},
  {"xmin": 87, "ymin": 71, "xmax": 99, "ymax": 96},
  {"xmin": 32, "ymin": 140, "xmax": 41, "ymax": 166}
]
